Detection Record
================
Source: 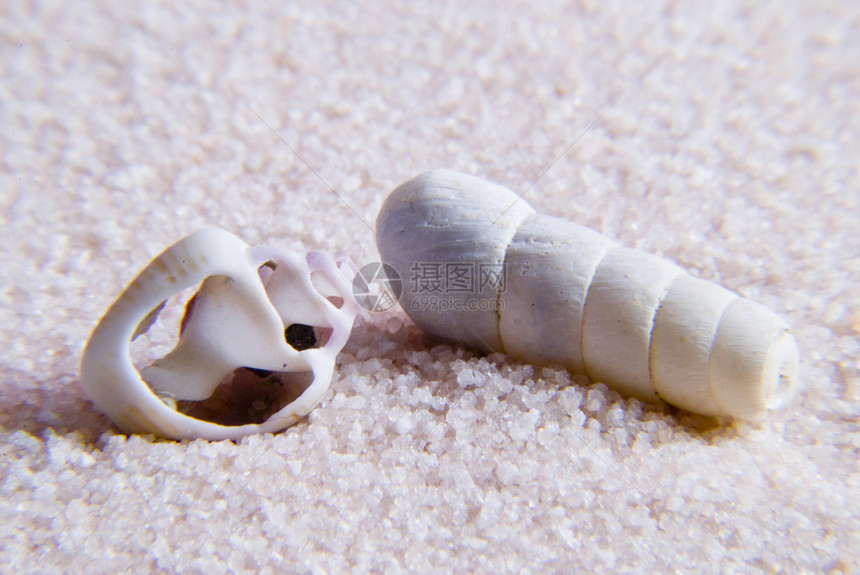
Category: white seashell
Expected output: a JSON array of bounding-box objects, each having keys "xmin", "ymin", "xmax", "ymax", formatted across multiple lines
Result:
[
  {"xmin": 80, "ymin": 229, "xmax": 360, "ymax": 440},
  {"xmin": 376, "ymin": 169, "xmax": 799, "ymax": 420}
]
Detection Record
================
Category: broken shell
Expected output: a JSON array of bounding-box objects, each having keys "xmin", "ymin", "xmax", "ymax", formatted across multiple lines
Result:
[
  {"xmin": 376, "ymin": 169, "xmax": 799, "ymax": 420},
  {"xmin": 80, "ymin": 228, "xmax": 360, "ymax": 440}
]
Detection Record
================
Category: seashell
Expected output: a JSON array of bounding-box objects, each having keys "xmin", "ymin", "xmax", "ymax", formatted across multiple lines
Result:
[
  {"xmin": 376, "ymin": 169, "xmax": 799, "ymax": 420},
  {"xmin": 80, "ymin": 229, "xmax": 360, "ymax": 440}
]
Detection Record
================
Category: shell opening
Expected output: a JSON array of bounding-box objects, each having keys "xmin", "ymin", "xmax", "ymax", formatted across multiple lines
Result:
[
  {"xmin": 177, "ymin": 368, "xmax": 315, "ymax": 426},
  {"xmin": 129, "ymin": 283, "xmax": 200, "ymax": 375},
  {"xmin": 130, "ymin": 273, "xmax": 335, "ymax": 427}
]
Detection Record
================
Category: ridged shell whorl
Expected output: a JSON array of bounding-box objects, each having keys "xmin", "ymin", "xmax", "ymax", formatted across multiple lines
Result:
[{"xmin": 376, "ymin": 170, "xmax": 534, "ymax": 352}]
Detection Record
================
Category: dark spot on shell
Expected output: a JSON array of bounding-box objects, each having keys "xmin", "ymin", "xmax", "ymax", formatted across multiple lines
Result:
[{"xmin": 285, "ymin": 324, "xmax": 317, "ymax": 351}]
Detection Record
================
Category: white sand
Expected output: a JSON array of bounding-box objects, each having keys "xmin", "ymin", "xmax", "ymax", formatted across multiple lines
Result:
[{"xmin": 1, "ymin": 1, "xmax": 858, "ymax": 573}]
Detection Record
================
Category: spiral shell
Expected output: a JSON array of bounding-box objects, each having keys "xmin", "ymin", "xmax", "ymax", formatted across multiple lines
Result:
[{"xmin": 376, "ymin": 169, "xmax": 799, "ymax": 419}]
